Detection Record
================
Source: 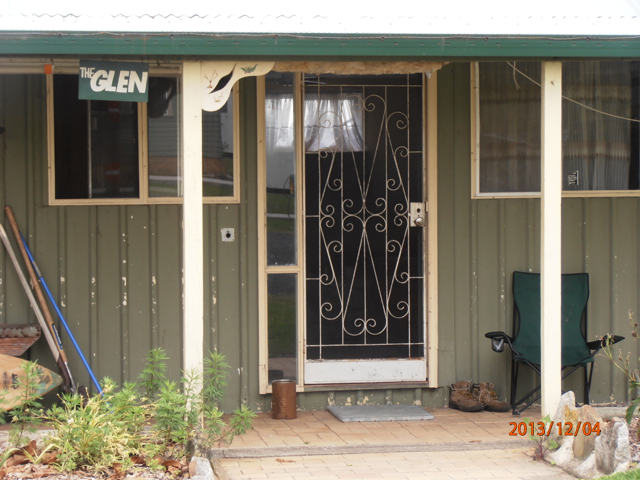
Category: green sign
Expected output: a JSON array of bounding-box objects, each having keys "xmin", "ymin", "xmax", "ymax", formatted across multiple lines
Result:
[{"xmin": 78, "ymin": 60, "xmax": 149, "ymax": 101}]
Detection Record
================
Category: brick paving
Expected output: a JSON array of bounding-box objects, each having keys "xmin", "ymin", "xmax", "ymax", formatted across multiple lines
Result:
[{"xmin": 212, "ymin": 408, "xmax": 575, "ymax": 480}]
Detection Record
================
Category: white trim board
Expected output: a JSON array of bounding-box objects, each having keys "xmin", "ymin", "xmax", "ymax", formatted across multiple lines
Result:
[{"xmin": 305, "ymin": 359, "xmax": 427, "ymax": 384}]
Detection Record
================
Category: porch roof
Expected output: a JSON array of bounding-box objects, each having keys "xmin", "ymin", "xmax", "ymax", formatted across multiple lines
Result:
[{"xmin": 0, "ymin": 0, "xmax": 639, "ymax": 58}]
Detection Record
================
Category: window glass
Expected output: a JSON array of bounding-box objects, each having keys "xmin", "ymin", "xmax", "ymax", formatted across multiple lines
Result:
[
  {"xmin": 477, "ymin": 61, "xmax": 640, "ymax": 195},
  {"xmin": 563, "ymin": 61, "xmax": 638, "ymax": 191},
  {"xmin": 478, "ymin": 62, "xmax": 541, "ymax": 194},
  {"xmin": 265, "ymin": 72, "xmax": 297, "ymax": 266},
  {"xmin": 147, "ymin": 81, "xmax": 234, "ymax": 198},
  {"xmin": 54, "ymin": 75, "xmax": 139, "ymax": 199},
  {"xmin": 268, "ymin": 273, "xmax": 297, "ymax": 384},
  {"xmin": 148, "ymin": 77, "xmax": 181, "ymax": 197},
  {"xmin": 203, "ymin": 95, "xmax": 235, "ymax": 197}
]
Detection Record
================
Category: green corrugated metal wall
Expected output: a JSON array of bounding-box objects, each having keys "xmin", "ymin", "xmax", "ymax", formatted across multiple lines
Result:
[
  {"xmin": 1, "ymin": 66, "xmax": 638, "ymax": 412},
  {"xmin": 0, "ymin": 74, "xmax": 268, "ymax": 412},
  {"xmin": 438, "ymin": 62, "xmax": 640, "ymax": 405},
  {"xmin": 0, "ymin": 74, "xmax": 185, "ymax": 400}
]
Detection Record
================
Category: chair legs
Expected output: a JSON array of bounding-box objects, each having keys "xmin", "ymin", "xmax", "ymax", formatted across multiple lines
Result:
[
  {"xmin": 510, "ymin": 360, "xmax": 519, "ymax": 410},
  {"xmin": 584, "ymin": 362, "xmax": 595, "ymax": 406},
  {"xmin": 510, "ymin": 361, "xmax": 594, "ymax": 416}
]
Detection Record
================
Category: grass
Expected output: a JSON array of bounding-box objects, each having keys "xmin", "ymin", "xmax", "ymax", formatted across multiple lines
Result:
[{"xmin": 597, "ymin": 470, "xmax": 640, "ymax": 479}]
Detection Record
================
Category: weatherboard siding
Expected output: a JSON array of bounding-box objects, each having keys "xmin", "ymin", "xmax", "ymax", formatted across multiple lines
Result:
[{"xmin": 0, "ymin": 68, "xmax": 638, "ymax": 413}]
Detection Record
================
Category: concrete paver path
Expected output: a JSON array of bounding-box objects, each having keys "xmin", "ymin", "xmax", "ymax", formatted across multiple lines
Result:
[
  {"xmin": 217, "ymin": 448, "xmax": 573, "ymax": 480},
  {"xmin": 212, "ymin": 408, "xmax": 575, "ymax": 480}
]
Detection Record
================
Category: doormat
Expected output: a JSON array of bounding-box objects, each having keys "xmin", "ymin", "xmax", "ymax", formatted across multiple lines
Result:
[{"xmin": 327, "ymin": 405, "xmax": 435, "ymax": 423}]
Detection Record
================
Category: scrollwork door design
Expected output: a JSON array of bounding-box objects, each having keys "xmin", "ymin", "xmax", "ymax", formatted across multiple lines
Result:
[{"xmin": 305, "ymin": 74, "xmax": 425, "ymax": 383}]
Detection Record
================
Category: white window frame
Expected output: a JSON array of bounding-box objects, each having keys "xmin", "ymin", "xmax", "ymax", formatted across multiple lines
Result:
[
  {"xmin": 471, "ymin": 61, "xmax": 640, "ymax": 199},
  {"xmin": 46, "ymin": 67, "xmax": 240, "ymax": 206}
]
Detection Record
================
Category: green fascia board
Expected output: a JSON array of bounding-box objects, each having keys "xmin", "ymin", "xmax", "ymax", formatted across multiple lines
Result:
[{"xmin": 1, "ymin": 34, "xmax": 640, "ymax": 58}]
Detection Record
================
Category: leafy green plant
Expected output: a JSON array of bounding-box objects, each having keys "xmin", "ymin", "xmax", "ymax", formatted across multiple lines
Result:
[
  {"xmin": 45, "ymin": 378, "xmax": 147, "ymax": 472},
  {"xmin": 153, "ymin": 380, "xmax": 189, "ymax": 453},
  {"xmin": 523, "ymin": 414, "xmax": 558, "ymax": 461},
  {"xmin": 9, "ymin": 361, "xmax": 45, "ymax": 447},
  {"xmin": 139, "ymin": 348, "xmax": 169, "ymax": 400},
  {"xmin": 4, "ymin": 348, "xmax": 256, "ymax": 472},
  {"xmin": 195, "ymin": 351, "xmax": 256, "ymax": 452},
  {"xmin": 151, "ymin": 350, "xmax": 256, "ymax": 456}
]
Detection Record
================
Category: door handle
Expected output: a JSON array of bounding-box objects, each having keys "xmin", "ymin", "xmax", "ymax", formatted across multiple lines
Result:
[{"xmin": 409, "ymin": 202, "xmax": 427, "ymax": 227}]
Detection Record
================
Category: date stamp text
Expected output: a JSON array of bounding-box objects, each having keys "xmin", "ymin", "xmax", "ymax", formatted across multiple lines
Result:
[{"xmin": 509, "ymin": 421, "xmax": 601, "ymax": 437}]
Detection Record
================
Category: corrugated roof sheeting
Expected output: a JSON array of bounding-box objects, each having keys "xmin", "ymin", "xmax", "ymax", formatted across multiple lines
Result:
[{"xmin": 0, "ymin": 0, "xmax": 639, "ymax": 36}]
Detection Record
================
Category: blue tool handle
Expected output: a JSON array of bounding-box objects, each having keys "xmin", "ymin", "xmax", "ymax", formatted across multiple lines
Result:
[{"xmin": 21, "ymin": 234, "xmax": 102, "ymax": 394}]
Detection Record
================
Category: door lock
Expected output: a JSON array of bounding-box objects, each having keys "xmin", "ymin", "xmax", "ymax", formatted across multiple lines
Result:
[{"xmin": 409, "ymin": 202, "xmax": 427, "ymax": 227}]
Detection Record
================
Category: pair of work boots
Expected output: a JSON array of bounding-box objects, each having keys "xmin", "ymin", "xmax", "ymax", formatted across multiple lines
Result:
[{"xmin": 450, "ymin": 381, "xmax": 510, "ymax": 412}]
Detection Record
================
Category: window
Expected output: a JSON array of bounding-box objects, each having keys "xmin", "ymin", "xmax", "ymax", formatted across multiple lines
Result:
[
  {"xmin": 48, "ymin": 74, "xmax": 239, "ymax": 204},
  {"xmin": 260, "ymin": 72, "xmax": 302, "ymax": 390},
  {"xmin": 472, "ymin": 61, "xmax": 640, "ymax": 197}
]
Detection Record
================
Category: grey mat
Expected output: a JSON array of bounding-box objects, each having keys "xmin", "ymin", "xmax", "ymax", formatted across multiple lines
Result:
[{"xmin": 327, "ymin": 405, "xmax": 435, "ymax": 422}]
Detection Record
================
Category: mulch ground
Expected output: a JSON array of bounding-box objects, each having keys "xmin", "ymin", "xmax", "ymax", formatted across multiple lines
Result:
[{"xmin": 0, "ymin": 437, "xmax": 188, "ymax": 480}]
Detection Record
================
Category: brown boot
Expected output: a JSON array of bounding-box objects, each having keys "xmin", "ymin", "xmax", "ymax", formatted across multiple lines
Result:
[
  {"xmin": 473, "ymin": 382, "xmax": 511, "ymax": 412},
  {"xmin": 450, "ymin": 381, "xmax": 484, "ymax": 412}
]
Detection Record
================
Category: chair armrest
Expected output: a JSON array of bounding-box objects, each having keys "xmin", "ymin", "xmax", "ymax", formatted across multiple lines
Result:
[
  {"xmin": 587, "ymin": 335, "xmax": 625, "ymax": 351},
  {"xmin": 485, "ymin": 331, "xmax": 513, "ymax": 342},
  {"xmin": 485, "ymin": 331, "xmax": 513, "ymax": 353}
]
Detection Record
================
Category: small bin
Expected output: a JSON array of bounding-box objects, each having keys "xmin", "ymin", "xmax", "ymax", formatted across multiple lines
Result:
[{"xmin": 271, "ymin": 379, "xmax": 297, "ymax": 419}]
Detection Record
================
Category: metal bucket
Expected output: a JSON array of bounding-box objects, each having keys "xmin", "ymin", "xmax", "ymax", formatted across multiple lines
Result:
[{"xmin": 271, "ymin": 379, "xmax": 297, "ymax": 419}]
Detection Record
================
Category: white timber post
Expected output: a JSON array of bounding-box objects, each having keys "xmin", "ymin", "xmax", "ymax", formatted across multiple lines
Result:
[
  {"xmin": 541, "ymin": 61, "xmax": 563, "ymax": 417},
  {"xmin": 181, "ymin": 61, "xmax": 204, "ymax": 386}
]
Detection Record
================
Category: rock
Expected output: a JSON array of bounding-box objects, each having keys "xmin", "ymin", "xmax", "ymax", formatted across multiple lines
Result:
[
  {"xmin": 595, "ymin": 418, "xmax": 631, "ymax": 475},
  {"xmin": 549, "ymin": 391, "xmax": 579, "ymax": 447},
  {"xmin": 546, "ymin": 434, "xmax": 574, "ymax": 467},
  {"xmin": 596, "ymin": 406, "xmax": 640, "ymax": 420},
  {"xmin": 573, "ymin": 452, "xmax": 599, "ymax": 479},
  {"xmin": 189, "ymin": 456, "xmax": 216, "ymax": 480},
  {"xmin": 546, "ymin": 441, "xmax": 600, "ymax": 479},
  {"xmin": 573, "ymin": 405, "xmax": 603, "ymax": 460}
]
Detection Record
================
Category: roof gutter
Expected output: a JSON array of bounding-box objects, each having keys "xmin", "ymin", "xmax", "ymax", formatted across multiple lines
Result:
[{"xmin": 0, "ymin": 32, "xmax": 639, "ymax": 58}]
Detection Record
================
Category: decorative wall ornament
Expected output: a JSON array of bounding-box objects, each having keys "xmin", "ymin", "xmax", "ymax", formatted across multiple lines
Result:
[{"xmin": 201, "ymin": 61, "xmax": 274, "ymax": 112}]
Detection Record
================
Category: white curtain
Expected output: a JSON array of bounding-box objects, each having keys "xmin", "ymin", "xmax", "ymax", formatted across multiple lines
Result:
[
  {"xmin": 479, "ymin": 61, "xmax": 637, "ymax": 193},
  {"xmin": 479, "ymin": 62, "xmax": 542, "ymax": 193},
  {"xmin": 265, "ymin": 93, "xmax": 364, "ymax": 152},
  {"xmin": 563, "ymin": 61, "xmax": 632, "ymax": 191},
  {"xmin": 303, "ymin": 93, "xmax": 364, "ymax": 153}
]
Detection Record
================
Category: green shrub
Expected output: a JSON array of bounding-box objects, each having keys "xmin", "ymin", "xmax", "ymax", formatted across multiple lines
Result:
[
  {"xmin": 40, "ymin": 349, "xmax": 255, "ymax": 471},
  {"xmin": 45, "ymin": 378, "xmax": 147, "ymax": 472}
]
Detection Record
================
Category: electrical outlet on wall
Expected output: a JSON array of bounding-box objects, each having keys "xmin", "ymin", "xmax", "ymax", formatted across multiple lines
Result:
[{"xmin": 221, "ymin": 228, "xmax": 235, "ymax": 242}]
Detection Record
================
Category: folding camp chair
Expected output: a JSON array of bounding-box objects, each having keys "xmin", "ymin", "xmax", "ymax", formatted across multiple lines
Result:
[{"xmin": 485, "ymin": 271, "xmax": 624, "ymax": 415}]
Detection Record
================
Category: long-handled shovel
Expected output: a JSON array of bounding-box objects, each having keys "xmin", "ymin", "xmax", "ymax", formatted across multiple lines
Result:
[
  {"xmin": 20, "ymin": 233, "xmax": 102, "ymax": 394},
  {"xmin": 0, "ymin": 223, "xmax": 69, "ymax": 388},
  {"xmin": 4, "ymin": 207, "xmax": 102, "ymax": 394}
]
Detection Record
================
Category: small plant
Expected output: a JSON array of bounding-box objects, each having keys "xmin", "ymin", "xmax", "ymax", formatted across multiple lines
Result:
[
  {"xmin": 600, "ymin": 310, "xmax": 640, "ymax": 424},
  {"xmin": 154, "ymin": 380, "xmax": 189, "ymax": 454},
  {"xmin": 45, "ymin": 378, "xmax": 147, "ymax": 472},
  {"xmin": 153, "ymin": 351, "xmax": 257, "ymax": 456},
  {"xmin": 523, "ymin": 414, "xmax": 558, "ymax": 461},
  {"xmin": 196, "ymin": 352, "xmax": 256, "ymax": 452},
  {"xmin": 8, "ymin": 361, "xmax": 45, "ymax": 447},
  {"xmin": 139, "ymin": 348, "xmax": 169, "ymax": 400}
]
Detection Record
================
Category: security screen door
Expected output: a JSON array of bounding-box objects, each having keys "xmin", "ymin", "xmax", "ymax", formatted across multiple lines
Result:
[{"xmin": 304, "ymin": 74, "xmax": 426, "ymax": 384}]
